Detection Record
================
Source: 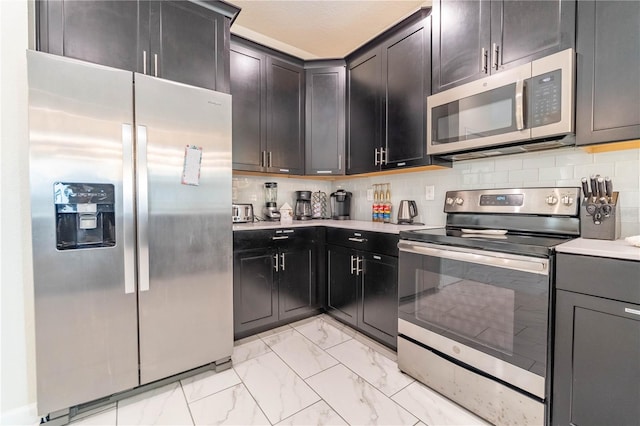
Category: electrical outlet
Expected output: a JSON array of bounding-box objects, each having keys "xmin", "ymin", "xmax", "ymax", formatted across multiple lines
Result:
[
  {"xmin": 366, "ymin": 188, "xmax": 374, "ymax": 201},
  {"xmin": 425, "ymin": 185, "xmax": 435, "ymax": 201}
]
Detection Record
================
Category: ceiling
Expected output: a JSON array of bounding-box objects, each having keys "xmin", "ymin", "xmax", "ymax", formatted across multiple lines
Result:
[{"xmin": 228, "ymin": 0, "xmax": 431, "ymax": 60}]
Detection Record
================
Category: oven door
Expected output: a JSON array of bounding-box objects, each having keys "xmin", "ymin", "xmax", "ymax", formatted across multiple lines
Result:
[{"xmin": 397, "ymin": 240, "xmax": 549, "ymax": 398}]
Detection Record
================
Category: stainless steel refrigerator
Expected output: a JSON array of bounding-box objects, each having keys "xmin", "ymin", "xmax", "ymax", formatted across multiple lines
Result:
[{"xmin": 28, "ymin": 50, "xmax": 233, "ymax": 416}]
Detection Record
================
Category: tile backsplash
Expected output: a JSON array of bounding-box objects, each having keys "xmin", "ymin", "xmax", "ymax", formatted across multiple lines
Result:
[{"xmin": 233, "ymin": 147, "xmax": 640, "ymax": 237}]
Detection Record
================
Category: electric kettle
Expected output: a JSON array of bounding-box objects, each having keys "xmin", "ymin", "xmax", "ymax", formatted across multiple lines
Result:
[{"xmin": 397, "ymin": 200, "xmax": 418, "ymax": 224}]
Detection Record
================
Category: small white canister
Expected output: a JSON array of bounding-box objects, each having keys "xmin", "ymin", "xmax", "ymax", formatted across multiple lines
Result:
[{"xmin": 279, "ymin": 202, "xmax": 293, "ymax": 225}]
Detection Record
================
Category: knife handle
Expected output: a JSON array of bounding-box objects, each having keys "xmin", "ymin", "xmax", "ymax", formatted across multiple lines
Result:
[
  {"xmin": 581, "ymin": 177, "xmax": 590, "ymax": 199},
  {"xmin": 597, "ymin": 177, "xmax": 605, "ymax": 200},
  {"xmin": 605, "ymin": 176, "xmax": 613, "ymax": 198},
  {"xmin": 589, "ymin": 175, "xmax": 598, "ymax": 198}
]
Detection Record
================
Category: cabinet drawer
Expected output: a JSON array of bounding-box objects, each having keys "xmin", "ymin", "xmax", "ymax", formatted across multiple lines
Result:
[
  {"xmin": 556, "ymin": 253, "xmax": 640, "ymax": 304},
  {"xmin": 326, "ymin": 228, "xmax": 399, "ymax": 257},
  {"xmin": 234, "ymin": 227, "xmax": 319, "ymax": 250}
]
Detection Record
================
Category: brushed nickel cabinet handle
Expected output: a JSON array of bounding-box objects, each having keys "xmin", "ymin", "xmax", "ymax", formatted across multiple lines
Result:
[
  {"xmin": 154, "ymin": 53, "xmax": 158, "ymax": 77},
  {"xmin": 143, "ymin": 50, "xmax": 147, "ymax": 75}
]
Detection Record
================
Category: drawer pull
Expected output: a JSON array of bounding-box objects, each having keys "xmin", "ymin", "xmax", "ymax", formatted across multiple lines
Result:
[
  {"xmin": 272, "ymin": 236, "xmax": 289, "ymax": 240},
  {"xmin": 625, "ymin": 307, "xmax": 640, "ymax": 316},
  {"xmin": 348, "ymin": 237, "xmax": 365, "ymax": 243}
]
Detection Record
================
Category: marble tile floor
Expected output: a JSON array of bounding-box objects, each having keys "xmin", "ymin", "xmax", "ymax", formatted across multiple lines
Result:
[{"xmin": 70, "ymin": 314, "xmax": 490, "ymax": 426}]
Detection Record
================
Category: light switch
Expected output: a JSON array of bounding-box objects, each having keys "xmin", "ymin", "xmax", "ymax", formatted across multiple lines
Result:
[
  {"xmin": 425, "ymin": 185, "xmax": 435, "ymax": 201},
  {"xmin": 366, "ymin": 188, "xmax": 374, "ymax": 201}
]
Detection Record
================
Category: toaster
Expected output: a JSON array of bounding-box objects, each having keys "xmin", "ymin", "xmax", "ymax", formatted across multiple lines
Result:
[{"xmin": 232, "ymin": 203, "xmax": 254, "ymax": 223}]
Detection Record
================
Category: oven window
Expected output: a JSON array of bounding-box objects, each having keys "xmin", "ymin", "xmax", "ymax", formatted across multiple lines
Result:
[
  {"xmin": 398, "ymin": 250, "xmax": 549, "ymax": 376},
  {"xmin": 432, "ymin": 83, "xmax": 517, "ymax": 144}
]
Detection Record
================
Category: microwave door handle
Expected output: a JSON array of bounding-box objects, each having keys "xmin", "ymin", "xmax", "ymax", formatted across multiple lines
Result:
[{"xmin": 515, "ymin": 79, "xmax": 525, "ymax": 131}]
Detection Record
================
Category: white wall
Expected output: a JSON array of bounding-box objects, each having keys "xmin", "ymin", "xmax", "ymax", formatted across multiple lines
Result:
[
  {"xmin": 236, "ymin": 146, "xmax": 640, "ymax": 237},
  {"xmin": 0, "ymin": 1, "xmax": 38, "ymax": 424}
]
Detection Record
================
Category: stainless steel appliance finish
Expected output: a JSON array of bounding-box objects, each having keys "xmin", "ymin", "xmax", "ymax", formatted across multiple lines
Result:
[
  {"xmin": 427, "ymin": 49, "xmax": 575, "ymax": 160},
  {"xmin": 28, "ymin": 51, "xmax": 233, "ymax": 415},
  {"xmin": 397, "ymin": 200, "xmax": 418, "ymax": 224},
  {"xmin": 294, "ymin": 190, "xmax": 312, "ymax": 220},
  {"xmin": 579, "ymin": 175, "xmax": 621, "ymax": 240},
  {"xmin": 397, "ymin": 187, "xmax": 580, "ymax": 426},
  {"xmin": 233, "ymin": 203, "xmax": 254, "ymax": 223},
  {"xmin": 262, "ymin": 182, "xmax": 281, "ymax": 221}
]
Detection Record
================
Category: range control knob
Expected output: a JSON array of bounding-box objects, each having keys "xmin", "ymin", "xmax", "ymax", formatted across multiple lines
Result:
[
  {"xmin": 561, "ymin": 195, "xmax": 574, "ymax": 206},
  {"xmin": 545, "ymin": 195, "xmax": 558, "ymax": 205},
  {"xmin": 445, "ymin": 197, "xmax": 455, "ymax": 206},
  {"xmin": 455, "ymin": 197, "xmax": 464, "ymax": 206}
]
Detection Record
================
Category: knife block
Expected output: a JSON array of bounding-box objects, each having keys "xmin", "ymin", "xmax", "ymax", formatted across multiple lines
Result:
[{"xmin": 580, "ymin": 192, "xmax": 620, "ymax": 240}]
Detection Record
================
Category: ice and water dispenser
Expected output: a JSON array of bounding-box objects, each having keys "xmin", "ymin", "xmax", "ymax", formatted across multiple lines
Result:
[{"xmin": 54, "ymin": 182, "xmax": 116, "ymax": 250}]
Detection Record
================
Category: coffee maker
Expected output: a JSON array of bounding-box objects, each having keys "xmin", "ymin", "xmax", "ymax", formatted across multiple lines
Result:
[
  {"xmin": 330, "ymin": 190, "xmax": 352, "ymax": 220},
  {"xmin": 294, "ymin": 191, "xmax": 312, "ymax": 220},
  {"xmin": 262, "ymin": 182, "xmax": 281, "ymax": 221}
]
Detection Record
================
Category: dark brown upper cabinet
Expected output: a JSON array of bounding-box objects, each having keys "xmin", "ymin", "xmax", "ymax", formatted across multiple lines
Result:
[
  {"xmin": 230, "ymin": 38, "xmax": 305, "ymax": 175},
  {"xmin": 305, "ymin": 62, "xmax": 346, "ymax": 176},
  {"xmin": 575, "ymin": 0, "xmax": 640, "ymax": 146},
  {"xmin": 432, "ymin": 0, "xmax": 576, "ymax": 93},
  {"xmin": 36, "ymin": 0, "xmax": 237, "ymax": 92},
  {"xmin": 347, "ymin": 12, "xmax": 446, "ymax": 175}
]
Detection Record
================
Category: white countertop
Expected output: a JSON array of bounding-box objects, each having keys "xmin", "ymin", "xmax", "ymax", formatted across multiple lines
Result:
[
  {"xmin": 233, "ymin": 219, "xmax": 443, "ymax": 234},
  {"xmin": 556, "ymin": 237, "xmax": 640, "ymax": 262}
]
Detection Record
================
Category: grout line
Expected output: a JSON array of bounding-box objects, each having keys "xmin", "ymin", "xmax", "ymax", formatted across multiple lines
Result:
[
  {"xmin": 178, "ymin": 380, "xmax": 196, "ymax": 426},
  {"xmin": 235, "ymin": 347, "xmax": 320, "ymax": 425}
]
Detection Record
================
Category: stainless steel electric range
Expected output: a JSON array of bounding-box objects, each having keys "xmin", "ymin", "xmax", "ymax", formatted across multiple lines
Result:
[{"xmin": 397, "ymin": 187, "xmax": 581, "ymax": 426}]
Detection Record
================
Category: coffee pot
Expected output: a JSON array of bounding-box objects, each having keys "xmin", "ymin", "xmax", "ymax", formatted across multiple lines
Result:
[{"xmin": 294, "ymin": 191, "xmax": 312, "ymax": 220}]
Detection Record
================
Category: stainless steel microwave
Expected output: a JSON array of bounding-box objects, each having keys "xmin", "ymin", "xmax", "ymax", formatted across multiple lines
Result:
[{"xmin": 427, "ymin": 49, "xmax": 575, "ymax": 160}]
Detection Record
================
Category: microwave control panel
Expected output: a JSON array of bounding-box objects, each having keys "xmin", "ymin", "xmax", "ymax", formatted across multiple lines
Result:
[{"xmin": 528, "ymin": 69, "xmax": 562, "ymax": 128}]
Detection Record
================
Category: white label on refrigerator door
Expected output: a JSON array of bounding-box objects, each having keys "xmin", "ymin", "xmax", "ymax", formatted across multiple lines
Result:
[{"xmin": 182, "ymin": 145, "xmax": 202, "ymax": 186}]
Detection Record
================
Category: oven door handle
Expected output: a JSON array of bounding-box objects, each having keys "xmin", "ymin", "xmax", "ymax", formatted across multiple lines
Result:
[{"xmin": 398, "ymin": 242, "xmax": 548, "ymax": 275}]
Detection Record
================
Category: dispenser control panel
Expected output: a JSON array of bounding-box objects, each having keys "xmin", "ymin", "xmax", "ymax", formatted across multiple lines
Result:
[{"xmin": 54, "ymin": 182, "xmax": 115, "ymax": 250}]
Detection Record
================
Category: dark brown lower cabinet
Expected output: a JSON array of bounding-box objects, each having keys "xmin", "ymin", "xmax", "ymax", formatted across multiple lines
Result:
[
  {"xmin": 326, "ymin": 229, "xmax": 399, "ymax": 349},
  {"xmin": 233, "ymin": 228, "xmax": 321, "ymax": 339},
  {"xmin": 553, "ymin": 253, "xmax": 640, "ymax": 425}
]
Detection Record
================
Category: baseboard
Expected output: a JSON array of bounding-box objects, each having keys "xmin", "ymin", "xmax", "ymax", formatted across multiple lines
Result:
[{"xmin": 1, "ymin": 403, "xmax": 39, "ymax": 426}]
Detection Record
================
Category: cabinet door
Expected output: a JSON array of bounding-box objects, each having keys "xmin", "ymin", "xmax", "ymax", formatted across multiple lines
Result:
[
  {"xmin": 576, "ymin": 0, "xmax": 640, "ymax": 145},
  {"xmin": 278, "ymin": 245, "xmax": 316, "ymax": 320},
  {"xmin": 347, "ymin": 48, "xmax": 382, "ymax": 174},
  {"xmin": 382, "ymin": 18, "xmax": 430, "ymax": 169},
  {"xmin": 266, "ymin": 57, "xmax": 305, "ymax": 175},
  {"xmin": 37, "ymin": 0, "xmax": 148, "ymax": 73},
  {"xmin": 149, "ymin": 1, "xmax": 225, "ymax": 91},
  {"xmin": 230, "ymin": 43, "xmax": 267, "ymax": 172},
  {"xmin": 553, "ymin": 290, "xmax": 640, "ymax": 425},
  {"xmin": 233, "ymin": 248, "xmax": 277, "ymax": 337},
  {"xmin": 305, "ymin": 66, "xmax": 346, "ymax": 176},
  {"xmin": 491, "ymin": 0, "xmax": 575, "ymax": 73},
  {"xmin": 326, "ymin": 245, "xmax": 358, "ymax": 327},
  {"xmin": 432, "ymin": 0, "xmax": 490, "ymax": 93},
  {"xmin": 360, "ymin": 253, "xmax": 398, "ymax": 349}
]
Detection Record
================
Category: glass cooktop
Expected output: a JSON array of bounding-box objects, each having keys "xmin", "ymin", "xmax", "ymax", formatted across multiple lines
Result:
[{"xmin": 399, "ymin": 227, "xmax": 575, "ymax": 257}]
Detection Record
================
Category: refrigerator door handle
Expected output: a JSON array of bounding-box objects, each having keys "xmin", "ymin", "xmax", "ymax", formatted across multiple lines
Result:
[
  {"xmin": 122, "ymin": 124, "xmax": 136, "ymax": 294},
  {"xmin": 136, "ymin": 124, "xmax": 150, "ymax": 292}
]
